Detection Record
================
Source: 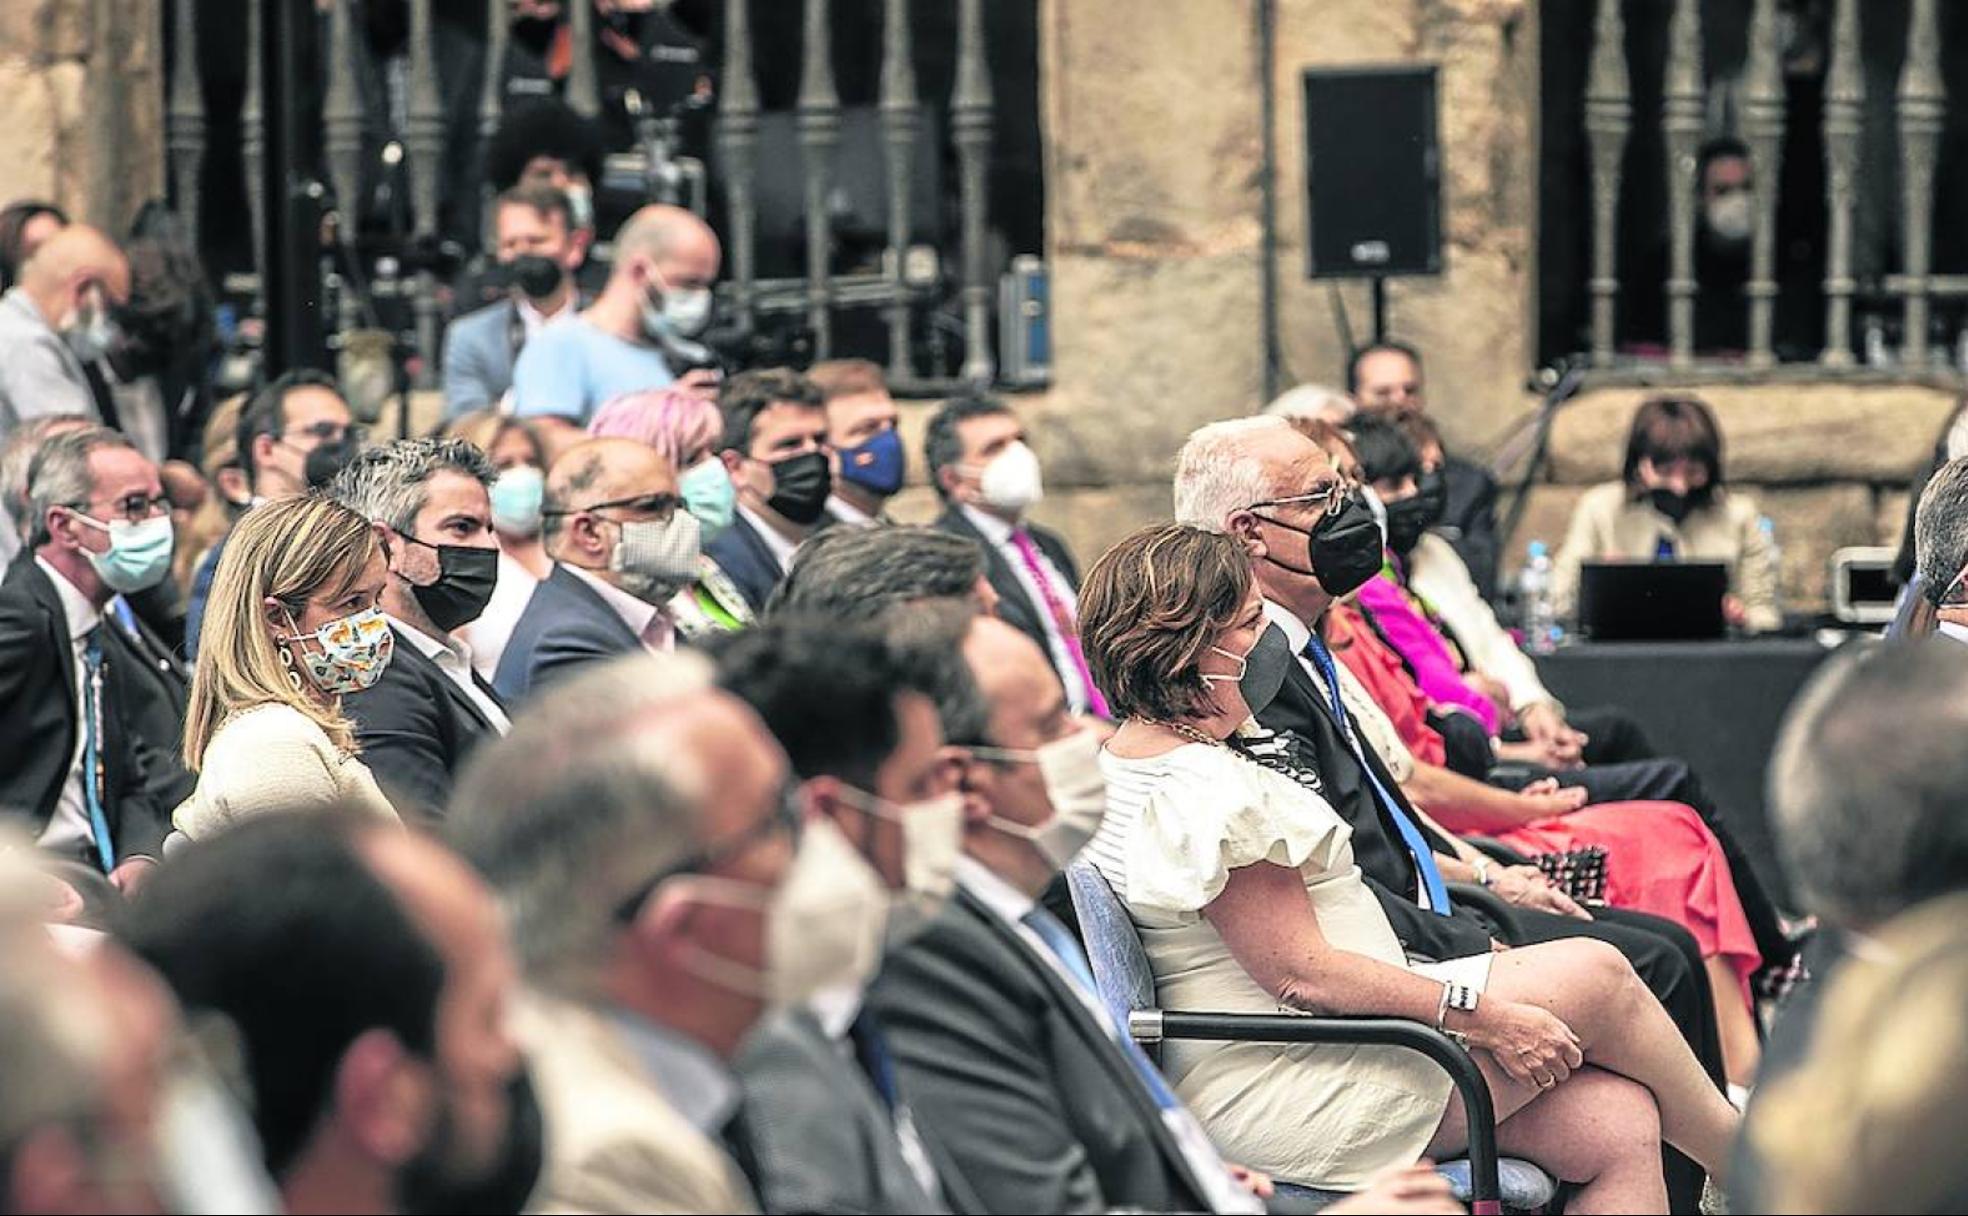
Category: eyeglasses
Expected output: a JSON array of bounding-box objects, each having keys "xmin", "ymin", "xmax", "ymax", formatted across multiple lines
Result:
[
  {"xmin": 545, "ymin": 491, "xmax": 680, "ymax": 521},
  {"xmin": 281, "ymin": 421, "xmax": 364, "ymax": 447},
  {"xmin": 611, "ymin": 781, "xmax": 803, "ymax": 923},
  {"xmin": 66, "ymin": 492, "xmax": 171, "ymax": 524},
  {"xmin": 1251, "ymin": 477, "xmax": 1349, "ymax": 518}
]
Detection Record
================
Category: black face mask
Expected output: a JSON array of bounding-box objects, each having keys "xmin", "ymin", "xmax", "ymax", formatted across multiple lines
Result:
[
  {"xmin": 766, "ymin": 450, "xmax": 833, "ymax": 526},
  {"xmin": 1236, "ymin": 624, "xmax": 1295, "ymax": 716},
  {"xmin": 1383, "ymin": 493, "xmax": 1434, "ymax": 557},
  {"xmin": 1415, "ymin": 467, "xmax": 1448, "ymax": 529},
  {"xmin": 1254, "ymin": 492, "xmax": 1385, "ymax": 598},
  {"xmin": 398, "ymin": 1066, "xmax": 545, "ymax": 1216},
  {"xmin": 304, "ymin": 434, "xmax": 362, "ymax": 489},
  {"xmin": 1648, "ymin": 488, "xmax": 1694, "ymax": 525},
  {"xmin": 500, "ymin": 254, "xmax": 564, "ymax": 302},
  {"xmin": 397, "ymin": 532, "xmax": 500, "ymax": 632}
]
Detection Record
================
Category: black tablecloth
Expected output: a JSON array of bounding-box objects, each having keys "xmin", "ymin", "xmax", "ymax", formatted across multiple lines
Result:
[{"xmin": 1536, "ymin": 639, "xmax": 1838, "ymax": 911}]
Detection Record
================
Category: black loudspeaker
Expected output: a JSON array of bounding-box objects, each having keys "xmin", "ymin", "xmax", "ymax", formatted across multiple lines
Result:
[{"xmin": 1302, "ymin": 66, "xmax": 1442, "ymax": 279}]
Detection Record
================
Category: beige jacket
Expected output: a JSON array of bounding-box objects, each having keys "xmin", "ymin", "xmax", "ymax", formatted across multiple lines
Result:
[
  {"xmin": 516, "ymin": 992, "xmax": 758, "ymax": 1216},
  {"xmin": 1552, "ymin": 481, "xmax": 1780, "ymax": 633}
]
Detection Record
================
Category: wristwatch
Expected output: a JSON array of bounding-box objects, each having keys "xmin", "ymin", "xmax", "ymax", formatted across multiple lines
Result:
[
  {"xmin": 1436, "ymin": 981, "xmax": 1481, "ymax": 1047},
  {"xmin": 1472, "ymin": 857, "xmax": 1493, "ymax": 887}
]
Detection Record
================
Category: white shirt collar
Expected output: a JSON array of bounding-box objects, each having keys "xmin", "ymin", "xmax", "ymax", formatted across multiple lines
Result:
[
  {"xmin": 34, "ymin": 556, "xmax": 101, "ymax": 641},
  {"xmin": 562, "ymin": 563, "xmax": 662, "ymax": 638},
  {"xmin": 1262, "ymin": 597, "xmax": 1314, "ymax": 656},
  {"xmin": 825, "ymin": 493, "xmax": 880, "ymax": 528},
  {"xmin": 386, "ymin": 613, "xmax": 464, "ymax": 664},
  {"xmin": 807, "ymin": 981, "xmax": 867, "ymax": 1041},
  {"xmin": 735, "ymin": 502, "xmax": 802, "ymax": 572},
  {"xmin": 959, "ymin": 501, "xmax": 1020, "ymax": 545},
  {"xmin": 955, "ymin": 855, "xmax": 1039, "ymax": 925},
  {"xmin": 607, "ymin": 1008, "xmax": 740, "ymax": 1134}
]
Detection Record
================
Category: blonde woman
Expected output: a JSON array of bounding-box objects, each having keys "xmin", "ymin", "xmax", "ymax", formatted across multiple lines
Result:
[{"xmin": 174, "ymin": 496, "xmax": 400, "ymax": 841}]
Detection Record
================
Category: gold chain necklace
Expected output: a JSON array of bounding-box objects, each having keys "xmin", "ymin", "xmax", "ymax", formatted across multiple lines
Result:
[{"xmin": 1135, "ymin": 718, "xmax": 1226, "ymax": 749}]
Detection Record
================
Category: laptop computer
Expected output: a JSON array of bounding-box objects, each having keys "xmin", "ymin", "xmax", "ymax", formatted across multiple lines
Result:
[{"xmin": 1576, "ymin": 560, "xmax": 1729, "ymax": 642}]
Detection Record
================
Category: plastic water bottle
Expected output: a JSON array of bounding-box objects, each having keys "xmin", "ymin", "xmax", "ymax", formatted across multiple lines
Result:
[
  {"xmin": 1757, "ymin": 515, "xmax": 1783, "ymax": 622},
  {"xmin": 1522, "ymin": 541, "xmax": 1559, "ymax": 654}
]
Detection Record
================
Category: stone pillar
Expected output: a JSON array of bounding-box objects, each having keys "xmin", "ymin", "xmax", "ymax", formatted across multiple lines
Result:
[{"xmin": 0, "ymin": 0, "xmax": 165, "ymax": 231}]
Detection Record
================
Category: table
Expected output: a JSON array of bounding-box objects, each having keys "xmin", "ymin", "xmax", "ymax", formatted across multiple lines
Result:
[{"xmin": 1535, "ymin": 638, "xmax": 1840, "ymax": 911}]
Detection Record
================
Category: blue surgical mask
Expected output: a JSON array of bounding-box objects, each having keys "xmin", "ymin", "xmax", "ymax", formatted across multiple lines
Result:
[
  {"xmin": 679, "ymin": 456, "xmax": 738, "ymax": 541},
  {"xmin": 490, "ymin": 465, "xmax": 544, "ymax": 536},
  {"xmin": 837, "ymin": 428, "xmax": 906, "ymax": 498},
  {"xmin": 73, "ymin": 512, "xmax": 174, "ymax": 593}
]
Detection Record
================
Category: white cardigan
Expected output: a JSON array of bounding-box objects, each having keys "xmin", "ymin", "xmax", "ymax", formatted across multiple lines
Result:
[{"xmin": 173, "ymin": 703, "xmax": 400, "ymax": 841}]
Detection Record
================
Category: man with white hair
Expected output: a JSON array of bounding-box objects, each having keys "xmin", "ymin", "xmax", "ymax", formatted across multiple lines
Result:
[
  {"xmin": 510, "ymin": 204, "xmax": 722, "ymax": 423},
  {"xmin": 1262, "ymin": 382, "xmax": 1355, "ymax": 426},
  {"xmin": 1174, "ymin": 415, "xmax": 1727, "ymax": 1212}
]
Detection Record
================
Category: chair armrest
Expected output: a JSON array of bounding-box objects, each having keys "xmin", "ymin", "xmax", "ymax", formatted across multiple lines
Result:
[
  {"xmin": 1135, "ymin": 1011, "xmax": 1503, "ymax": 1215},
  {"xmin": 1447, "ymin": 880, "xmax": 1527, "ymax": 941},
  {"xmin": 1465, "ymin": 837, "xmax": 1533, "ymax": 867}
]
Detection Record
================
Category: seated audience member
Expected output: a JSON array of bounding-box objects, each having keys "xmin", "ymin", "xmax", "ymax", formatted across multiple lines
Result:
[
  {"xmin": 493, "ymin": 438, "xmax": 692, "ymax": 704},
  {"xmin": 175, "ymin": 497, "xmax": 400, "ymax": 841},
  {"xmin": 0, "ymin": 224, "xmax": 130, "ymax": 436},
  {"xmin": 0, "ymin": 427, "xmax": 178, "ymax": 888},
  {"xmin": 443, "ymin": 411, "xmax": 551, "ymax": 678},
  {"xmin": 588, "ymin": 387, "xmax": 755, "ymax": 637},
  {"xmin": 704, "ymin": 369, "xmax": 835, "ymax": 613},
  {"xmin": 1908, "ymin": 454, "xmax": 1968, "ymax": 642},
  {"xmin": 186, "ymin": 371, "xmax": 359, "ymax": 658},
  {"xmin": 443, "ymin": 184, "xmax": 588, "ymax": 418},
  {"xmin": 177, "ymin": 393, "xmax": 248, "ymax": 593},
  {"xmin": 1732, "ymin": 640, "xmax": 1968, "ymax": 1209},
  {"xmin": 330, "ymin": 440, "xmax": 510, "ymax": 816},
  {"xmin": 1350, "ymin": 341, "xmax": 1500, "ymax": 600},
  {"xmin": 1175, "ymin": 415, "xmax": 1730, "ymax": 1209},
  {"xmin": 1077, "ymin": 523, "xmax": 1737, "ymax": 1201},
  {"xmin": 812, "ymin": 358, "xmax": 906, "ymax": 526},
  {"xmin": 716, "ymin": 618, "xmax": 976, "ymax": 1213},
  {"xmin": 1890, "ymin": 396, "xmax": 1968, "ymax": 593},
  {"xmin": 509, "ymin": 205, "xmax": 720, "ymax": 423},
  {"xmin": 1550, "ymin": 396, "xmax": 1779, "ymax": 632},
  {"xmin": 1264, "ymin": 382, "xmax": 1357, "ymax": 427},
  {"xmin": 927, "ymin": 394, "xmax": 1103, "ymax": 714},
  {"xmin": 0, "ymin": 412, "xmax": 88, "ymax": 565},
  {"xmin": 1747, "ymin": 891, "xmax": 1968, "ymax": 1215},
  {"xmin": 770, "ymin": 523, "xmax": 998, "ymax": 621},
  {"xmin": 122, "ymin": 814, "xmax": 540, "ymax": 1215},
  {"xmin": 482, "ymin": 99, "xmax": 603, "ymax": 278},
  {"xmin": 870, "ymin": 603, "xmax": 1277, "ymax": 1214},
  {"xmin": 0, "ymin": 198, "xmax": 67, "ymax": 290},
  {"xmin": 447, "ymin": 653, "xmax": 791, "ymax": 1214}
]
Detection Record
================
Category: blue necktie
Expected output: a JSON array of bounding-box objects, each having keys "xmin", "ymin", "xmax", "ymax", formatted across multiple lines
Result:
[
  {"xmin": 847, "ymin": 1012, "xmax": 900, "ymax": 1110},
  {"xmin": 1021, "ymin": 906, "xmax": 1183, "ymax": 1111},
  {"xmin": 81, "ymin": 629, "xmax": 115, "ymax": 872},
  {"xmin": 1301, "ymin": 635, "xmax": 1451, "ymax": 916}
]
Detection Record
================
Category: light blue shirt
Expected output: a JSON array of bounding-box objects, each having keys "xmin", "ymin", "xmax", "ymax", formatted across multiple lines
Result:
[{"xmin": 510, "ymin": 315, "xmax": 675, "ymax": 423}]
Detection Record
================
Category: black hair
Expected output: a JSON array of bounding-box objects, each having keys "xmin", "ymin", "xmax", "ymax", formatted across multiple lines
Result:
[
  {"xmin": 237, "ymin": 369, "xmax": 342, "ymax": 488},
  {"xmin": 715, "ymin": 615, "xmax": 930, "ymax": 790},
  {"xmin": 1347, "ymin": 411, "xmax": 1422, "ymax": 486},
  {"xmin": 484, "ymin": 100, "xmax": 604, "ymax": 194},
  {"xmin": 716, "ymin": 368, "xmax": 824, "ymax": 455},
  {"xmin": 116, "ymin": 814, "xmax": 445, "ymax": 1178},
  {"xmin": 923, "ymin": 394, "xmax": 1014, "ymax": 501},
  {"xmin": 768, "ymin": 525, "xmax": 985, "ymax": 620},
  {"xmin": 1345, "ymin": 340, "xmax": 1423, "ymax": 396}
]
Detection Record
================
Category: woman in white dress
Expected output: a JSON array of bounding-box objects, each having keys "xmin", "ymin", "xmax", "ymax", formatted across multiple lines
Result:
[
  {"xmin": 1077, "ymin": 523, "xmax": 1737, "ymax": 1209},
  {"xmin": 175, "ymin": 496, "xmax": 401, "ymax": 840}
]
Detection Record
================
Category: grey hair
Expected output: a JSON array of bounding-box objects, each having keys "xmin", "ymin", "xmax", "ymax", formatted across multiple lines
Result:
[
  {"xmin": 327, "ymin": 437, "xmax": 496, "ymax": 536},
  {"xmin": 446, "ymin": 651, "xmax": 717, "ymax": 986},
  {"xmin": 1768, "ymin": 639, "xmax": 1968, "ymax": 927},
  {"xmin": 23, "ymin": 426, "xmax": 136, "ymax": 547},
  {"xmin": 0, "ymin": 413, "xmax": 90, "ymax": 542},
  {"xmin": 1916, "ymin": 456, "xmax": 1968, "ymax": 604},
  {"xmin": 1173, "ymin": 415, "xmax": 1293, "ymax": 532},
  {"xmin": 1263, "ymin": 383, "xmax": 1356, "ymax": 425},
  {"xmin": 768, "ymin": 524, "xmax": 986, "ymax": 620}
]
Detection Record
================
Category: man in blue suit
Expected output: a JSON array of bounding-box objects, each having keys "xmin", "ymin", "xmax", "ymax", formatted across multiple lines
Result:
[
  {"xmin": 703, "ymin": 369, "xmax": 836, "ymax": 613},
  {"xmin": 493, "ymin": 437, "xmax": 693, "ymax": 705},
  {"xmin": 441, "ymin": 183, "xmax": 588, "ymax": 419}
]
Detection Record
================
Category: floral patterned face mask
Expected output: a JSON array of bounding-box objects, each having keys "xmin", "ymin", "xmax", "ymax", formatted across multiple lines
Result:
[{"xmin": 279, "ymin": 607, "xmax": 395, "ymax": 696}]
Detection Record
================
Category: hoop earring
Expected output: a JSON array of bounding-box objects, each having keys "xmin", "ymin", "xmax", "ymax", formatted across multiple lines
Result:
[{"xmin": 279, "ymin": 643, "xmax": 303, "ymax": 693}]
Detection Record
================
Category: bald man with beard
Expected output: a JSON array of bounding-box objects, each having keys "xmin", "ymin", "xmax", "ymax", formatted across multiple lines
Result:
[
  {"xmin": 0, "ymin": 224, "xmax": 130, "ymax": 438},
  {"xmin": 493, "ymin": 437, "xmax": 696, "ymax": 705}
]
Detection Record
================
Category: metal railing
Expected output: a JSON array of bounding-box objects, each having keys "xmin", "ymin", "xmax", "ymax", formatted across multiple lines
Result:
[
  {"xmin": 1580, "ymin": 0, "xmax": 1956, "ymax": 376},
  {"xmin": 163, "ymin": 0, "xmax": 1011, "ymax": 394}
]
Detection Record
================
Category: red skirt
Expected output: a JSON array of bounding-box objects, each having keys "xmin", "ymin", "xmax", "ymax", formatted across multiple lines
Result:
[{"xmin": 1490, "ymin": 800, "xmax": 1762, "ymax": 1008}]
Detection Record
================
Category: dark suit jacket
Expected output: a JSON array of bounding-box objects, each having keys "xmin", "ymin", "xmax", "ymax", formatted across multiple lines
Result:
[
  {"xmin": 1440, "ymin": 453, "xmax": 1500, "ymax": 604},
  {"xmin": 492, "ymin": 563, "xmax": 641, "ymax": 706},
  {"xmin": 702, "ymin": 513, "xmax": 789, "ymax": 615},
  {"xmin": 346, "ymin": 625, "xmax": 507, "ymax": 816},
  {"xmin": 734, "ymin": 1006, "xmax": 979, "ymax": 1215},
  {"xmin": 0, "ymin": 555, "xmax": 170, "ymax": 862},
  {"xmin": 870, "ymin": 887, "xmax": 1217, "ymax": 1215},
  {"xmin": 932, "ymin": 504, "xmax": 1080, "ymax": 669},
  {"xmin": 101, "ymin": 602, "xmax": 195, "ymax": 814}
]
